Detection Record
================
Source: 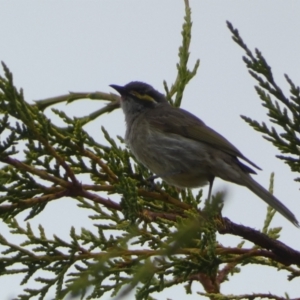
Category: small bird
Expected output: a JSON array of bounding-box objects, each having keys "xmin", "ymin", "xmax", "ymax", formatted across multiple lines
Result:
[{"xmin": 110, "ymin": 81, "xmax": 299, "ymax": 227}]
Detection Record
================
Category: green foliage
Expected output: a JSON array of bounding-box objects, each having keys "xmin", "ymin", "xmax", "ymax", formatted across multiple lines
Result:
[
  {"xmin": 0, "ymin": 4, "xmax": 299, "ymax": 300},
  {"xmin": 163, "ymin": 3, "xmax": 200, "ymax": 107},
  {"xmin": 227, "ymin": 21, "xmax": 300, "ymax": 182}
]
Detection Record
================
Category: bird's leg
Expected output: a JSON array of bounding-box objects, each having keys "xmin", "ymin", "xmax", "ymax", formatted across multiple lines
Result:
[
  {"xmin": 145, "ymin": 175, "xmax": 159, "ymax": 190},
  {"xmin": 207, "ymin": 176, "xmax": 215, "ymax": 201},
  {"xmin": 146, "ymin": 174, "xmax": 159, "ymax": 182}
]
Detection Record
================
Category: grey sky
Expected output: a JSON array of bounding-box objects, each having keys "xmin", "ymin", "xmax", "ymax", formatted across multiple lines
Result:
[{"xmin": 0, "ymin": 1, "xmax": 300, "ymax": 299}]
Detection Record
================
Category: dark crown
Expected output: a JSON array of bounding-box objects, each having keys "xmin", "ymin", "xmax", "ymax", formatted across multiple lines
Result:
[{"xmin": 124, "ymin": 81, "xmax": 168, "ymax": 104}]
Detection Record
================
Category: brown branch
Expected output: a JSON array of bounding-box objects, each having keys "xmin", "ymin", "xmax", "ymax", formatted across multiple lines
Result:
[
  {"xmin": 189, "ymin": 273, "xmax": 219, "ymax": 293},
  {"xmin": 78, "ymin": 188, "xmax": 121, "ymax": 211},
  {"xmin": 0, "ymin": 190, "xmax": 68, "ymax": 213},
  {"xmin": 0, "ymin": 249, "xmax": 161, "ymax": 264},
  {"xmin": 217, "ymin": 262, "xmax": 238, "ymax": 284},
  {"xmin": 82, "ymin": 149, "xmax": 118, "ymax": 183},
  {"xmin": 81, "ymin": 184, "xmax": 192, "ymax": 211},
  {"xmin": 0, "ymin": 245, "xmax": 275, "ymax": 264},
  {"xmin": 40, "ymin": 139, "xmax": 78, "ymax": 185},
  {"xmin": 34, "ymin": 91, "xmax": 120, "ymax": 111},
  {"xmin": 77, "ymin": 99, "xmax": 120, "ymax": 125},
  {"xmin": 218, "ymin": 217, "xmax": 300, "ymax": 265},
  {"xmin": 1, "ymin": 158, "xmax": 299, "ymax": 267},
  {"xmin": 140, "ymin": 209, "xmax": 180, "ymax": 222},
  {"xmin": 68, "ymin": 91, "xmax": 119, "ymax": 103},
  {"xmin": 0, "ymin": 157, "xmax": 71, "ymax": 188},
  {"xmin": 199, "ymin": 292, "xmax": 300, "ymax": 300},
  {"xmin": 0, "ymin": 184, "xmax": 121, "ymax": 214}
]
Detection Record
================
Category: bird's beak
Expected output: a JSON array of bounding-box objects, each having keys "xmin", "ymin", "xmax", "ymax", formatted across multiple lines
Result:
[{"xmin": 109, "ymin": 84, "xmax": 126, "ymax": 95}]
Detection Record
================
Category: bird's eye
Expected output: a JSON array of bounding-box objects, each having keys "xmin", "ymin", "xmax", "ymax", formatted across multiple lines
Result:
[{"xmin": 130, "ymin": 91, "xmax": 156, "ymax": 103}]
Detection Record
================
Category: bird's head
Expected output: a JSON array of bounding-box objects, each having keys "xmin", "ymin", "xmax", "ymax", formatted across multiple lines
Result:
[{"xmin": 110, "ymin": 81, "xmax": 168, "ymax": 121}]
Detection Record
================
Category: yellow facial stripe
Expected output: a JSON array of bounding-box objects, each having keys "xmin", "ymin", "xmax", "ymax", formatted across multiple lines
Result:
[{"xmin": 130, "ymin": 91, "xmax": 155, "ymax": 103}]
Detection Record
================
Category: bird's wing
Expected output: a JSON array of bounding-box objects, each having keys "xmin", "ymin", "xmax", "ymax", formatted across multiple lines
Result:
[{"xmin": 147, "ymin": 105, "xmax": 261, "ymax": 171}]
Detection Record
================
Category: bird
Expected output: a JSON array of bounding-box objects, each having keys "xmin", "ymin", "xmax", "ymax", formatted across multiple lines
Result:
[{"xmin": 110, "ymin": 81, "xmax": 299, "ymax": 227}]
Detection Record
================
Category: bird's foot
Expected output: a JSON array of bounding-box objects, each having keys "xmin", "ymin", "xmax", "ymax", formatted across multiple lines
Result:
[{"xmin": 145, "ymin": 175, "xmax": 159, "ymax": 191}]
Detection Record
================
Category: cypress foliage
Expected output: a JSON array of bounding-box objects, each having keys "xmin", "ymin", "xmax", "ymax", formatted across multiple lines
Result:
[{"xmin": 0, "ymin": 3, "xmax": 299, "ymax": 300}]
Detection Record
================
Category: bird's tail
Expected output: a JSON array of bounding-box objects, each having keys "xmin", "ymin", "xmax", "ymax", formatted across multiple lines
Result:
[{"xmin": 243, "ymin": 175, "xmax": 299, "ymax": 227}]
